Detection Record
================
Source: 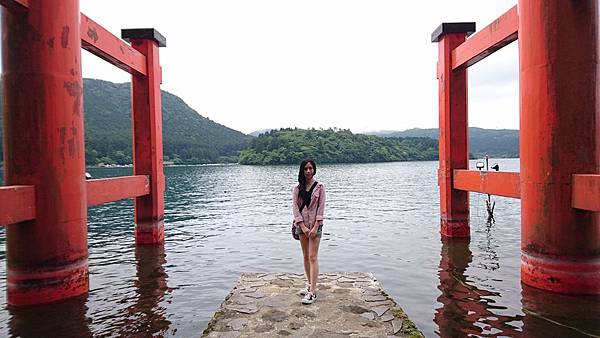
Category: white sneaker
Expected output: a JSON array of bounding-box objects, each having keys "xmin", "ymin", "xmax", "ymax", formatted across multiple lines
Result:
[
  {"xmin": 302, "ymin": 291, "xmax": 317, "ymax": 304},
  {"xmin": 298, "ymin": 283, "xmax": 310, "ymax": 296}
]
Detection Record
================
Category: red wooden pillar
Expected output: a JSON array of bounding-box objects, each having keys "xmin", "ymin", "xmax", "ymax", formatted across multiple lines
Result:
[
  {"xmin": 122, "ymin": 29, "xmax": 166, "ymax": 245},
  {"xmin": 519, "ymin": 0, "xmax": 600, "ymax": 294},
  {"xmin": 2, "ymin": 0, "xmax": 88, "ymax": 305},
  {"xmin": 432, "ymin": 23, "xmax": 475, "ymax": 238}
]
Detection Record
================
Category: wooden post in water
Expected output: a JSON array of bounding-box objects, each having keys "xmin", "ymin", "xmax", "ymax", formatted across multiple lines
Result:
[
  {"xmin": 0, "ymin": 1, "xmax": 169, "ymax": 306},
  {"xmin": 432, "ymin": 23, "xmax": 475, "ymax": 238},
  {"xmin": 518, "ymin": 0, "xmax": 600, "ymax": 294},
  {"xmin": 2, "ymin": 0, "xmax": 89, "ymax": 305},
  {"xmin": 122, "ymin": 29, "xmax": 167, "ymax": 245}
]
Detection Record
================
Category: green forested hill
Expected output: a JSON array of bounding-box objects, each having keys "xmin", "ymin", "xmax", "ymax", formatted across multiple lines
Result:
[
  {"xmin": 239, "ymin": 128, "xmax": 438, "ymax": 165},
  {"xmin": 369, "ymin": 127, "xmax": 519, "ymax": 158},
  {"xmin": 0, "ymin": 79, "xmax": 252, "ymax": 165}
]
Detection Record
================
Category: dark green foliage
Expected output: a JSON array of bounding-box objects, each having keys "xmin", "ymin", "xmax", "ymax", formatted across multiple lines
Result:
[
  {"xmin": 0, "ymin": 79, "xmax": 251, "ymax": 166},
  {"xmin": 239, "ymin": 128, "xmax": 438, "ymax": 165},
  {"xmin": 370, "ymin": 127, "xmax": 519, "ymax": 158}
]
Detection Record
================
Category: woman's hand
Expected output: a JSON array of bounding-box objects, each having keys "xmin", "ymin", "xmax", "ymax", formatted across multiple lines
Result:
[
  {"xmin": 308, "ymin": 225, "xmax": 317, "ymax": 238},
  {"xmin": 298, "ymin": 222, "xmax": 309, "ymax": 235}
]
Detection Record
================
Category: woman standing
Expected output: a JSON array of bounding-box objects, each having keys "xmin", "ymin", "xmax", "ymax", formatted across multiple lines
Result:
[{"xmin": 292, "ymin": 159, "xmax": 325, "ymax": 304}]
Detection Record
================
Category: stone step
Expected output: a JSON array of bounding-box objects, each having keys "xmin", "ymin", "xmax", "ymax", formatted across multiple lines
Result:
[{"xmin": 202, "ymin": 272, "xmax": 423, "ymax": 337}]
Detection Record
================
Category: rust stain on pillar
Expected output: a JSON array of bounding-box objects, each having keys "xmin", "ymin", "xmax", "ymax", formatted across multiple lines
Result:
[{"xmin": 61, "ymin": 25, "xmax": 69, "ymax": 48}]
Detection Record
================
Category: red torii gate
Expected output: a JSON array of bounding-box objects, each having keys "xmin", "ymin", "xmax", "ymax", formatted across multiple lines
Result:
[
  {"xmin": 0, "ymin": 0, "xmax": 166, "ymax": 306},
  {"xmin": 433, "ymin": 1, "xmax": 599, "ymax": 295}
]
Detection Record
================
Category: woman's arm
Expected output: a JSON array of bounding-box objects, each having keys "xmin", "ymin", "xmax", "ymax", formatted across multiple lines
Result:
[
  {"xmin": 315, "ymin": 184, "xmax": 325, "ymax": 225},
  {"xmin": 292, "ymin": 186, "xmax": 305, "ymax": 226}
]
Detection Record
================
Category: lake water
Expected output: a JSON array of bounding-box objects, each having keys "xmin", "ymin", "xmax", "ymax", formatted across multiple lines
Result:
[{"xmin": 0, "ymin": 159, "xmax": 599, "ymax": 337}]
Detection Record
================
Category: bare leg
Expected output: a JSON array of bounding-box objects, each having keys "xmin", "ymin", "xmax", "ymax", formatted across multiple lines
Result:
[
  {"xmin": 299, "ymin": 234, "xmax": 310, "ymax": 288},
  {"xmin": 308, "ymin": 235, "xmax": 321, "ymax": 293}
]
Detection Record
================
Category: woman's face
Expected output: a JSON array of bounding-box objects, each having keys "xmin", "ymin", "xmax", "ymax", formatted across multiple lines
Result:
[{"xmin": 303, "ymin": 162, "xmax": 314, "ymax": 180}]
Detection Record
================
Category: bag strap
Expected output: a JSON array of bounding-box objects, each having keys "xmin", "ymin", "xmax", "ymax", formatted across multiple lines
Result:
[{"xmin": 299, "ymin": 181, "xmax": 318, "ymax": 212}]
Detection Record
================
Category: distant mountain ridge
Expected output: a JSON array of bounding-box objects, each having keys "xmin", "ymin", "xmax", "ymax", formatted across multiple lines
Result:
[
  {"xmin": 367, "ymin": 127, "xmax": 519, "ymax": 158},
  {"xmin": 0, "ymin": 79, "xmax": 252, "ymax": 165}
]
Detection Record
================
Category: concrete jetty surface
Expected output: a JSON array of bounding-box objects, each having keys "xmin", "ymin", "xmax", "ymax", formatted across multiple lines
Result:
[{"xmin": 202, "ymin": 272, "xmax": 423, "ymax": 337}]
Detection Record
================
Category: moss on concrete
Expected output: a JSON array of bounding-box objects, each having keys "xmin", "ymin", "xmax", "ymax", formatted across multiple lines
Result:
[
  {"xmin": 201, "ymin": 309, "xmax": 224, "ymax": 336},
  {"xmin": 390, "ymin": 307, "xmax": 425, "ymax": 338}
]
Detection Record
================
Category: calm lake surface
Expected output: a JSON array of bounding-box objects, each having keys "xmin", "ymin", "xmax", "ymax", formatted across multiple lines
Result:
[{"xmin": 0, "ymin": 159, "xmax": 599, "ymax": 337}]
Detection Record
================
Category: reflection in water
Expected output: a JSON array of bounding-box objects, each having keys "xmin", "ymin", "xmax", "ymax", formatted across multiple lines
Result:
[
  {"xmin": 435, "ymin": 237, "xmax": 523, "ymax": 337},
  {"xmin": 118, "ymin": 244, "xmax": 171, "ymax": 337},
  {"xmin": 478, "ymin": 223, "xmax": 500, "ymax": 272},
  {"xmin": 5, "ymin": 237, "xmax": 172, "ymax": 337},
  {"xmin": 521, "ymin": 284, "xmax": 600, "ymax": 338},
  {"xmin": 8, "ymin": 294, "xmax": 92, "ymax": 337},
  {"xmin": 435, "ymin": 237, "xmax": 600, "ymax": 337}
]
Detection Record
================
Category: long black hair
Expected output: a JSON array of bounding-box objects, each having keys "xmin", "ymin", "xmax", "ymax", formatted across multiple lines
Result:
[{"xmin": 298, "ymin": 159, "xmax": 317, "ymax": 199}]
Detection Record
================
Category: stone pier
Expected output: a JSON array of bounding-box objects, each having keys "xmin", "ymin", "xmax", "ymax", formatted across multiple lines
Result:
[{"xmin": 201, "ymin": 272, "xmax": 423, "ymax": 337}]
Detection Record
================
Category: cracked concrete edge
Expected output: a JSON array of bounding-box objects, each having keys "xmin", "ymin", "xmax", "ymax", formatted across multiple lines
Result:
[{"xmin": 201, "ymin": 272, "xmax": 425, "ymax": 338}]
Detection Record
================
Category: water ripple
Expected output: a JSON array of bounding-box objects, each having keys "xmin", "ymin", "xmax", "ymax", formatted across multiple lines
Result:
[{"xmin": 0, "ymin": 160, "xmax": 598, "ymax": 337}]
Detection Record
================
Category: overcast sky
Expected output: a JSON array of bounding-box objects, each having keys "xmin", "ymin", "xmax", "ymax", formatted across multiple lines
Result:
[{"xmin": 77, "ymin": 0, "xmax": 519, "ymax": 135}]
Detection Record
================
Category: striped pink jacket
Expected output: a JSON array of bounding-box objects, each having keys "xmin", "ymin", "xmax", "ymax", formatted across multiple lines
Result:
[{"xmin": 292, "ymin": 182, "xmax": 326, "ymax": 228}]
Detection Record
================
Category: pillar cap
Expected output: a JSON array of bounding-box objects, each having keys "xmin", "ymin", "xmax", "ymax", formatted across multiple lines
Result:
[
  {"xmin": 431, "ymin": 22, "xmax": 476, "ymax": 42},
  {"xmin": 122, "ymin": 28, "xmax": 166, "ymax": 47}
]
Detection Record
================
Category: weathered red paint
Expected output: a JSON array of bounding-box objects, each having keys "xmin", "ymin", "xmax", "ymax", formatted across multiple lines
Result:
[
  {"xmin": 453, "ymin": 170, "xmax": 520, "ymax": 199},
  {"xmin": 80, "ymin": 14, "xmax": 147, "ymax": 76},
  {"xmin": 437, "ymin": 32, "xmax": 470, "ymax": 238},
  {"xmin": 521, "ymin": 253, "xmax": 600, "ymax": 295},
  {"xmin": 86, "ymin": 175, "xmax": 150, "ymax": 207},
  {"xmin": 452, "ymin": 5, "xmax": 518, "ymax": 70},
  {"xmin": 519, "ymin": 0, "xmax": 599, "ymax": 294},
  {"xmin": 7, "ymin": 259, "xmax": 89, "ymax": 306},
  {"xmin": 0, "ymin": 186, "xmax": 35, "ymax": 225},
  {"xmin": 2, "ymin": 0, "xmax": 88, "ymax": 305},
  {"xmin": 572, "ymin": 174, "xmax": 600, "ymax": 212},
  {"xmin": 130, "ymin": 38, "xmax": 165, "ymax": 245}
]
